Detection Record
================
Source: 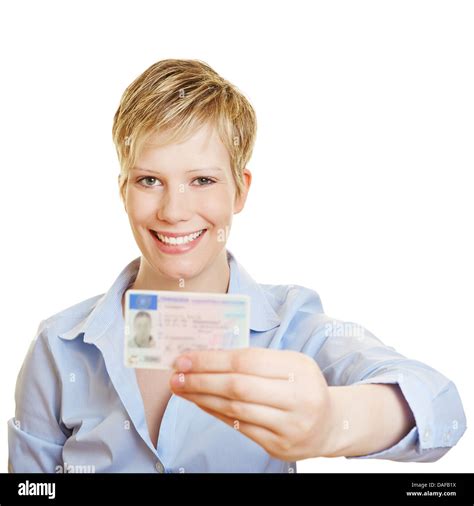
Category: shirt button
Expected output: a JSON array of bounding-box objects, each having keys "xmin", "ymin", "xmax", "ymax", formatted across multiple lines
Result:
[
  {"xmin": 422, "ymin": 428, "xmax": 431, "ymax": 442},
  {"xmin": 155, "ymin": 461, "xmax": 165, "ymax": 473}
]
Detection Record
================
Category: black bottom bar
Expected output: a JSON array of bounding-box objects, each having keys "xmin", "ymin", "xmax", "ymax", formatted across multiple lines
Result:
[{"xmin": 0, "ymin": 472, "xmax": 472, "ymax": 506}]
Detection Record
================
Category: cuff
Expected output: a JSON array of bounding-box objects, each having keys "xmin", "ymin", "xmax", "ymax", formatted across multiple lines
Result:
[{"xmin": 344, "ymin": 372, "xmax": 467, "ymax": 462}]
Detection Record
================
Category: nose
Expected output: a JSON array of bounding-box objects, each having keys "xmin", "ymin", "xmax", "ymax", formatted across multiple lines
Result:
[{"xmin": 156, "ymin": 184, "xmax": 193, "ymax": 223}]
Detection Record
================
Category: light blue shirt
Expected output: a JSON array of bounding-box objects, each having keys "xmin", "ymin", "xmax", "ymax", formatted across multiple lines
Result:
[{"xmin": 8, "ymin": 249, "xmax": 467, "ymax": 472}]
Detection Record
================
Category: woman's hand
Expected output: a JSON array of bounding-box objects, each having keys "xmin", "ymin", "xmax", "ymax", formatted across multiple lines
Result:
[{"xmin": 169, "ymin": 348, "xmax": 336, "ymax": 461}]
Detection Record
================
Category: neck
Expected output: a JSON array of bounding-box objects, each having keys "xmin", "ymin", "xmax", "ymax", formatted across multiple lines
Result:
[{"xmin": 121, "ymin": 250, "xmax": 230, "ymax": 316}]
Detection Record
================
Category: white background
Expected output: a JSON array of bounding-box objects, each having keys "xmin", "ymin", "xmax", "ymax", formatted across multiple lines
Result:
[{"xmin": 0, "ymin": 0, "xmax": 472, "ymax": 473}]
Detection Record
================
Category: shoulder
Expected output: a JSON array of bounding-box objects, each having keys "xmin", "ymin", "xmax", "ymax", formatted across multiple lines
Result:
[
  {"xmin": 40, "ymin": 293, "xmax": 104, "ymax": 343},
  {"xmin": 18, "ymin": 293, "xmax": 105, "ymax": 384},
  {"xmin": 251, "ymin": 282, "xmax": 332, "ymax": 352},
  {"xmin": 259, "ymin": 282, "xmax": 325, "ymax": 318}
]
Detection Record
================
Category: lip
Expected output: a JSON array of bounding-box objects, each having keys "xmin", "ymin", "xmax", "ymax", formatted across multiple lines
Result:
[{"xmin": 149, "ymin": 228, "xmax": 207, "ymax": 255}]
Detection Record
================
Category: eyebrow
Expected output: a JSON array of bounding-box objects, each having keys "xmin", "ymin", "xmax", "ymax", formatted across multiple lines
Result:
[{"xmin": 132, "ymin": 167, "xmax": 223, "ymax": 174}]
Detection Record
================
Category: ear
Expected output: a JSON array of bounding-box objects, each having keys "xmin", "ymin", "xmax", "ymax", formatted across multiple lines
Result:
[
  {"xmin": 118, "ymin": 174, "xmax": 127, "ymax": 213},
  {"xmin": 234, "ymin": 168, "xmax": 252, "ymax": 215}
]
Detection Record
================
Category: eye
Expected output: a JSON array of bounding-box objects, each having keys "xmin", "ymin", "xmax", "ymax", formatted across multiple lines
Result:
[
  {"xmin": 192, "ymin": 177, "xmax": 216, "ymax": 186},
  {"xmin": 136, "ymin": 176, "xmax": 216, "ymax": 188},
  {"xmin": 137, "ymin": 176, "xmax": 161, "ymax": 187}
]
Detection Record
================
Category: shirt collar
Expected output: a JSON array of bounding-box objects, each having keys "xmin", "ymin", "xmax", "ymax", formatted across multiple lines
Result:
[{"xmin": 58, "ymin": 248, "xmax": 280, "ymax": 343}]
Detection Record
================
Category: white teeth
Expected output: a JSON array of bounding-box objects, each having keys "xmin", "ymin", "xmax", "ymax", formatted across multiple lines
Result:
[{"xmin": 155, "ymin": 229, "xmax": 205, "ymax": 245}]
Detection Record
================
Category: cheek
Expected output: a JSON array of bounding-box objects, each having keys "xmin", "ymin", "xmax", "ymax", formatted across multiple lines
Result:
[
  {"xmin": 126, "ymin": 186, "xmax": 234, "ymax": 224},
  {"xmin": 127, "ymin": 191, "xmax": 158, "ymax": 222},
  {"xmin": 197, "ymin": 190, "xmax": 234, "ymax": 222}
]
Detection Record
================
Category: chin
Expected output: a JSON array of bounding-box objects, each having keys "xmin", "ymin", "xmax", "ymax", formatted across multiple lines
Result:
[{"xmin": 155, "ymin": 255, "xmax": 209, "ymax": 281}]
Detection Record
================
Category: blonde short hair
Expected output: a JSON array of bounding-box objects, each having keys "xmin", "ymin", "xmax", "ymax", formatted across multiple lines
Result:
[{"xmin": 112, "ymin": 59, "xmax": 257, "ymax": 202}]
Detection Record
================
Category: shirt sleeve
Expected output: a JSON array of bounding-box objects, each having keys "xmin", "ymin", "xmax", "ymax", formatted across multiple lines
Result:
[
  {"xmin": 309, "ymin": 317, "xmax": 467, "ymax": 462},
  {"xmin": 8, "ymin": 319, "xmax": 69, "ymax": 472}
]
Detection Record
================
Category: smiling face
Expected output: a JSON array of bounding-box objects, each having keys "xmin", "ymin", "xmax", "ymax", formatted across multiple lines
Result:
[{"xmin": 121, "ymin": 121, "xmax": 251, "ymax": 292}]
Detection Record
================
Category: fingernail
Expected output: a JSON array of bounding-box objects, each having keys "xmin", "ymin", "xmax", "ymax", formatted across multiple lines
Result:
[
  {"xmin": 172, "ymin": 373, "xmax": 185, "ymax": 388},
  {"xmin": 173, "ymin": 356, "xmax": 192, "ymax": 372}
]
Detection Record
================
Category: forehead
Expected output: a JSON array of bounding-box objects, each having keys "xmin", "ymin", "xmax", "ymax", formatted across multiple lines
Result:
[{"xmin": 135, "ymin": 121, "xmax": 230, "ymax": 173}]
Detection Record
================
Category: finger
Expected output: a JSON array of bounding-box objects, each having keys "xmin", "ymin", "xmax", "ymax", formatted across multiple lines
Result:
[
  {"xmin": 171, "ymin": 372, "xmax": 297, "ymax": 410},
  {"xmin": 176, "ymin": 391, "xmax": 288, "ymax": 435},
  {"xmin": 173, "ymin": 347, "xmax": 311, "ymax": 378},
  {"xmin": 197, "ymin": 404, "xmax": 280, "ymax": 452}
]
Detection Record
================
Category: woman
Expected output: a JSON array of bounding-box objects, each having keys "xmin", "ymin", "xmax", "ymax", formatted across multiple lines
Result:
[{"xmin": 8, "ymin": 59, "xmax": 467, "ymax": 473}]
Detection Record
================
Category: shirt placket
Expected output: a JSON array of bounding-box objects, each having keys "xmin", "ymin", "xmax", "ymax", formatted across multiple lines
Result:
[{"xmin": 92, "ymin": 317, "xmax": 175, "ymax": 473}]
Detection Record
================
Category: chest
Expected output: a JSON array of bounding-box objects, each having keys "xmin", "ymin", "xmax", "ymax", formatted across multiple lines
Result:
[{"xmin": 135, "ymin": 368, "xmax": 173, "ymax": 449}]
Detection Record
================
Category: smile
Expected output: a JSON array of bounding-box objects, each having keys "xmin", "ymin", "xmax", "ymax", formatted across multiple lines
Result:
[{"xmin": 151, "ymin": 229, "xmax": 206, "ymax": 245}]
